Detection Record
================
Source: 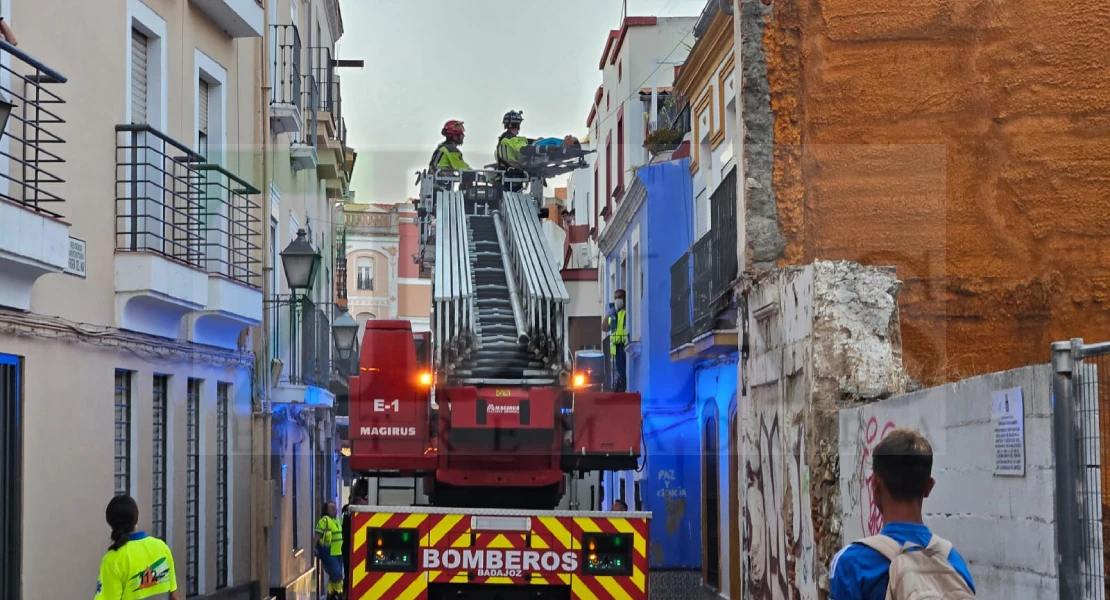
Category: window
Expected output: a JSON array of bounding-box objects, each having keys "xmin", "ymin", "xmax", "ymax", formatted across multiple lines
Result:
[
  {"xmin": 703, "ymin": 408, "xmax": 720, "ymax": 589},
  {"xmin": 131, "ymin": 29, "xmax": 149, "ymax": 125},
  {"xmin": 216, "ymin": 383, "xmax": 230, "ymax": 589},
  {"xmin": 198, "ymin": 78, "xmax": 209, "ymax": 159},
  {"xmin": 357, "ymin": 256, "xmax": 374, "ymax": 290},
  {"xmin": 616, "ymin": 112, "xmax": 625, "ymax": 198},
  {"xmin": 605, "ymin": 133, "xmax": 613, "ymax": 215},
  {"xmin": 114, "ymin": 370, "xmax": 132, "ymax": 496},
  {"xmin": 0, "ymin": 354, "xmax": 22, "ymax": 600},
  {"xmin": 593, "ymin": 168, "xmax": 599, "ymax": 232},
  {"xmin": 695, "ymin": 188, "xmax": 710, "ymax": 240},
  {"xmin": 618, "ymin": 59, "xmax": 623, "ymax": 82},
  {"xmin": 152, "ymin": 375, "xmax": 168, "ymax": 541},
  {"xmin": 186, "ymin": 379, "xmax": 201, "ymax": 597},
  {"xmin": 292, "ymin": 442, "xmax": 300, "ymax": 551}
]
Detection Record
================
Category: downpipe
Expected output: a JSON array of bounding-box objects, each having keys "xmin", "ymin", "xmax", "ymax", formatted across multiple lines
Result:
[{"xmin": 492, "ymin": 210, "xmax": 530, "ymax": 347}]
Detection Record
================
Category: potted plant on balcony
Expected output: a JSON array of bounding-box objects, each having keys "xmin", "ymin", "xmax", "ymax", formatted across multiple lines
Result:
[{"xmin": 644, "ymin": 127, "xmax": 684, "ymax": 159}]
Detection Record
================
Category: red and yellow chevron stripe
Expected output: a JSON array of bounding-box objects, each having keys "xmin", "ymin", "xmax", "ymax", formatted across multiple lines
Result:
[{"xmin": 349, "ymin": 511, "xmax": 649, "ymax": 600}]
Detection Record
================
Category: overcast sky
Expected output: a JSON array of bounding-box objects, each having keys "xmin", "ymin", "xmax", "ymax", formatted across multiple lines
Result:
[{"xmin": 336, "ymin": 0, "xmax": 708, "ymax": 204}]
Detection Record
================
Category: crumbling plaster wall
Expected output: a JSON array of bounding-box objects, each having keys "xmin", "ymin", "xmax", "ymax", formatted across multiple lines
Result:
[
  {"xmin": 743, "ymin": 0, "xmax": 1110, "ymax": 382},
  {"xmin": 741, "ymin": 261, "xmax": 904, "ymax": 599}
]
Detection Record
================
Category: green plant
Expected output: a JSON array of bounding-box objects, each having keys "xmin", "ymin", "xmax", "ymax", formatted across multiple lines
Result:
[{"xmin": 644, "ymin": 128, "xmax": 684, "ymax": 153}]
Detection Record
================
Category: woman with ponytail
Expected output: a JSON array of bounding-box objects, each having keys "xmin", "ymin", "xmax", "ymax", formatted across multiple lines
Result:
[{"xmin": 95, "ymin": 495, "xmax": 181, "ymax": 600}]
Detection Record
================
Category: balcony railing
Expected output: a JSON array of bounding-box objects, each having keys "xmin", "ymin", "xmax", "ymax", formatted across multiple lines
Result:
[
  {"xmin": 298, "ymin": 73, "xmax": 319, "ymax": 145},
  {"xmin": 0, "ymin": 39, "xmax": 67, "ymax": 217},
  {"xmin": 278, "ymin": 297, "xmax": 331, "ymax": 387},
  {"xmin": 312, "ymin": 46, "xmax": 334, "ymax": 113},
  {"xmin": 196, "ymin": 164, "xmax": 262, "ymax": 288},
  {"xmin": 115, "ymin": 125, "xmax": 205, "ymax": 268},
  {"xmin": 344, "ymin": 210, "xmax": 398, "ymax": 235},
  {"xmin": 116, "ymin": 125, "xmax": 263, "ymax": 284},
  {"xmin": 270, "ymin": 24, "xmax": 301, "ymax": 109},
  {"xmin": 670, "ymin": 251, "xmax": 693, "ymax": 350},
  {"xmin": 691, "ymin": 166, "xmax": 739, "ymax": 334}
]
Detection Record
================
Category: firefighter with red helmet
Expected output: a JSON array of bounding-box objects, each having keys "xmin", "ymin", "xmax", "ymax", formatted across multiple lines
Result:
[{"xmin": 430, "ymin": 120, "xmax": 470, "ymax": 172}]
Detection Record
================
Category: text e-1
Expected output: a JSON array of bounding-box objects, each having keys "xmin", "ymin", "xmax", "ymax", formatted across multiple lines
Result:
[{"xmin": 374, "ymin": 399, "xmax": 400, "ymax": 412}]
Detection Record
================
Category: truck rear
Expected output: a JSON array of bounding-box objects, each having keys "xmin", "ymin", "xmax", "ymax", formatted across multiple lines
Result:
[{"xmin": 349, "ymin": 506, "xmax": 650, "ymax": 600}]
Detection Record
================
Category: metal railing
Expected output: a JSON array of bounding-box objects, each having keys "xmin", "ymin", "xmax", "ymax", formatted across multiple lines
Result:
[
  {"xmin": 344, "ymin": 210, "xmax": 398, "ymax": 235},
  {"xmin": 1054, "ymin": 338, "xmax": 1110, "ymax": 600},
  {"xmin": 278, "ymin": 297, "xmax": 332, "ymax": 387},
  {"xmin": 115, "ymin": 124, "xmax": 205, "ymax": 268},
  {"xmin": 432, "ymin": 190, "xmax": 476, "ymax": 370},
  {"xmin": 196, "ymin": 164, "xmax": 262, "ymax": 288},
  {"xmin": 298, "ymin": 73, "xmax": 319, "ymax": 146},
  {"xmin": 270, "ymin": 24, "xmax": 301, "ymax": 110},
  {"xmin": 312, "ymin": 46, "xmax": 335, "ymax": 114},
  {"xmin": 691, "ymin": 166, "xmax": 738, "ymax": 335},
  {"xmin": 670, "ymin": 251, "xmax": 693, "ymax": 350},
  {"xmin": 0, "ymin": 39, "xmax": 67, "ymax": 217}
]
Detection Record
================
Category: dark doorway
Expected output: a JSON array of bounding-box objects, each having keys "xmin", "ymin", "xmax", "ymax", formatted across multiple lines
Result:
[{"xmin": 0, "ymin": 354, "xmax": 22, "ymax": 600}]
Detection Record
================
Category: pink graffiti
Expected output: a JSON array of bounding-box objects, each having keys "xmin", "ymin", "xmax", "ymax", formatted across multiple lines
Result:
[{"xmin": 858, "ymin": 417, "xmax": 896, "ymax": 536}]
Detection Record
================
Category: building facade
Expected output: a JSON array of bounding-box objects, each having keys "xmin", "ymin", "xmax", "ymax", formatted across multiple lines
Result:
[
  {"xmin": 342, "ymin": 202, "xmax": 430, "ymax": 337},
  {"xmin": 0, "ymin": 0, "xmax": 357, "ymax": 598}
]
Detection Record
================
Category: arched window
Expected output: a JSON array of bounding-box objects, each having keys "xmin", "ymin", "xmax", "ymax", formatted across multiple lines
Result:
[
  {"xmin": 703, "ymin": 405, "xmax": 720, "ymax": 589},
  {"xmin": 357, "ymin": 257, "xmax": 374, "ymax": 291}
]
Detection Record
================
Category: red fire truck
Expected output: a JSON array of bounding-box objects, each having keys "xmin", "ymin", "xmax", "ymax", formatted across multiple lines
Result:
[{"xmin": 346, "ymin": 164, "xmax": 648, "ymax": 600}]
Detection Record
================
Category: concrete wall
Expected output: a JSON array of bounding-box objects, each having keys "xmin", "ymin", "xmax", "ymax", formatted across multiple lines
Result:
[
  {"xmin": 839, "ymin": 364, "xmax": 1059, "ymax": 600},
  {"xmin": 744, "ymin": 0, "xmax": 1110, "ymax": 382}
]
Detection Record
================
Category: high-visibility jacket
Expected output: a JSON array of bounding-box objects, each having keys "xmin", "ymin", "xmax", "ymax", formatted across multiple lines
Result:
[
  {"xmin": 430, "ymin": 142, "xmax": 469, "ymax": 171},
  {"xmin": 496, "ymin": 131, "xmax": 533, "ymax": 169},
  {"xmin": 316, "ymin": 515, "xmax": 344, "ymax": 557},
  {"xmin": 609, "ymin": 309, "xmax": 627, "ymax": 352},
  {"xmin": 95, "ymin": 532, "xmax": 178, "ymax": 600}
]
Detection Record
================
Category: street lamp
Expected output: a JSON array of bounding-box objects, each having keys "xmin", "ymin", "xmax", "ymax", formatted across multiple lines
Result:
[
  {"xmin": 280, "ymin": 228, "xmax": 321, "ymax": 291},
  {"xmin": 331, "ymin": 308, "xmax": 360, "ymax": 359}
]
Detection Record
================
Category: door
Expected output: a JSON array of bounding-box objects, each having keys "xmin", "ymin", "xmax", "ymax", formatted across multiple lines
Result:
[
  {"xmin": 0, "ymin": 354, "xmax": 22, "ymax": 600},
  {"xmin": 729, "ymin": 405, "xmax": 741, "ymax": 599},
  {"xmin": 131, "ymin": 29, "xmax": 149, "ymax": 125}
]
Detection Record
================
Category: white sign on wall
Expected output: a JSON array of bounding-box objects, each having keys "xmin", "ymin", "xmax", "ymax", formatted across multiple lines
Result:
[
  {"xmin": 65, "ymin": 237, "xmax": 86, "ymax": 278},
  {"xmin": 992, "ymin": 387, "xmax": 1025, "ymax": 476}
]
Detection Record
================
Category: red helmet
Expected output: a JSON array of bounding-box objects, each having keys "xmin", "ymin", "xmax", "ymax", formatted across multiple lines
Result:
[{"xmin": 442, "ymin": 120, "xmax": 465, "ymax": 137}]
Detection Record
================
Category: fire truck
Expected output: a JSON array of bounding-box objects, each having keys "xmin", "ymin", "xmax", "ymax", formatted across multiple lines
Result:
[{"xmin": 346, "ymin": 147, "xmax": 648, "ymax": 600}]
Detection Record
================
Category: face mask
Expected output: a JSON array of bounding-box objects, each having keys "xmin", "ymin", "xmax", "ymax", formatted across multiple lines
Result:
[{"xmin": 615, "ymin": 299, "xmax": 625, "ymax": 310}]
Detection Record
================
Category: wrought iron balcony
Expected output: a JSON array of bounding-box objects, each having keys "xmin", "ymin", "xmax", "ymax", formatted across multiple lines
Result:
[
  {"xmin": 670, "ymin": 251, "xmax": 693, "ymax": 351},
  {"xmin": 270, "ymin": 24, "xmax": 302, "ymax": 135},
  {"xmin": 290, "ymin": 73, "xmax": 319, "ymax": 171},
  {"xmin": 275, "ymin": 297, "xmax": 332, "ymax": 388},
  {"xmin": 0, "ymin": 39, "xmax": 70, "ymax": 312},
  {"xmin": 196, "ymin": 164, "xmax": 262, "ymax": 288},
  {"xmin": 115, "ymin": 125, "xmax": 205, "ymax": 268}
]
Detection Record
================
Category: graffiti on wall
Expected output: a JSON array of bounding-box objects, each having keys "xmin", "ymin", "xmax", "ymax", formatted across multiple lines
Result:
[
  {"xmin": 742, "ymin": 398, "xmax": 818, "ymax": 600},
  {"xmin": 858, "ymin": 417, "xmax": 897, "ymax": 536}
]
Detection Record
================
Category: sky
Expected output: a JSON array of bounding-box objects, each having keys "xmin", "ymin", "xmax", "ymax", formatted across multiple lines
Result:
[{"xmin": 336, "ymin": 0, "xmax": 709, "ymax": 204}]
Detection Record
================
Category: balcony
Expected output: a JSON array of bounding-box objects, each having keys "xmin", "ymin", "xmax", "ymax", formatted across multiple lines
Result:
[
  {"xmin": 272, "ymin": 297, "xmax": 336, "ymax": 407},
  {"xmin": 185, "ymin": 164, "xmax": 263, "ymax": 349},
  {"xmin": 670, "ymin": 166, "xmax": 739, "ymax": 361},
  {"xmin": 114, "ymin": 125, "xmax": 262, "ymax": 345},
  {"xmin": 0, "ymin": 41, "xmax": 69, "ymax": 312},
  {"xmin": 189, "ymin": 0, "xmax": 264, "ymax": 38},
  {"xmin": 269, "ymin": 24, "xmax": 302, "ymax": 136},
  {"xmin": 343, "ymin": 210, "xmax": 398, "ymax": 237},
  {"xmin": 290, "ymin": 74, "xmax": 318, "ymax": 171}
]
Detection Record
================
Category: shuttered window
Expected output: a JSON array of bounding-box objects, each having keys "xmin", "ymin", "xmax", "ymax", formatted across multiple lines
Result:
[
  {"xmin": 198, "ymin": 79, "xmax": 209, "ymax": 159},
  {"xmin": 695, "ymin": 187, "xmax": 710, "ymax": 240},
  {"xmin": 131, "ymin": 29, "xmax": 149, "ymax": 125}
]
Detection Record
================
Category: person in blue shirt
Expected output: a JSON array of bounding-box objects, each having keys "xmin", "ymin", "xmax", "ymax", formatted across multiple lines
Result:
[{"xmin": 829, "ymin": 428, "xmax": 976, "ymax": 599}]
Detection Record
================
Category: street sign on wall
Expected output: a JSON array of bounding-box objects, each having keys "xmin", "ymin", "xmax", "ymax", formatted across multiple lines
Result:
[{"xmin": 65, "ymin": 237, "xmax": 86, "ymax": 278}]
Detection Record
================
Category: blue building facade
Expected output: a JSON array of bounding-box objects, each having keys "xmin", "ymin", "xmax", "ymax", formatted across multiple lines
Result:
[{"xmin": 598, "ymin": 158, "xmax": 703, "ymax": 570}]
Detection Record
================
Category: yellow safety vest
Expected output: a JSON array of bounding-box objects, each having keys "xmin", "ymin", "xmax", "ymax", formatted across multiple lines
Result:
[
  {"xmin": 610, "ymin": 309, "xmax": 627, "ymax": 352},
  {"xmin": 316, "ymin": 516, "xmax": 343, "ymax": 556}
]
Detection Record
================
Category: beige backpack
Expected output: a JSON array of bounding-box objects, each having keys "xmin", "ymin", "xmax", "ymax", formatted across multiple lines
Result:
[{"xmin": 856, "ymin": 534, "xmax": 975, "ymax": 599}]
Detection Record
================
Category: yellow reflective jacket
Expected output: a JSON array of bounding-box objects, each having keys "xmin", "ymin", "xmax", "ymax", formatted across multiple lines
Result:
[
  {"xmin": 496, "ymin": 132, "xmax": 533, "ymax": 168},
  {"xmin": 430, "ymin": 142, "xmax": 469, "ymax": 171}
]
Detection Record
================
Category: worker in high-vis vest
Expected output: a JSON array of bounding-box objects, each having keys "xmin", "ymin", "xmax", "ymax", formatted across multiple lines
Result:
[
  {"xmin": 430, "ymin": 120, "xmax": 470, "ymax": 172},
  {"xmin": 605, "ymin": 288, "xmax": 628, "ymax": 392},
  {"xmin": 315, "ymin": 501, "xmax": 345, "ymax": 600},
  {"xmin": 95, "ymin": 494, "xmax": 181, "ymax": 600}
]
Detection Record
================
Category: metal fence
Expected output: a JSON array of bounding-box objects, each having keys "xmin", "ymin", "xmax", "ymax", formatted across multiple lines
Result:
[
  {"xmin": 115, "ymin": 124, "xmax": 205, "ymax": 268},
  {"xmin": 1054, "ymin": 338, "xmax": 1110, "ymax": 600},
  {"xmin": 692, "ymin": 166, "xmax": 739, "ymax": 336},
  {"xmin": 0, "ymin": 40, "xmax": 67, "ymax": 218},
  {"xmin": 276, "ymin": 297, "xmax": 333, "ymax": 388},
  {"xmin": 671, "ymin": 251, "xmax": 693, "ymax": 350},
  {"xmin": 299, "ymin": 73, "xmax": 319, "ymax": 147},
  {"xmin": 196, "ymin": 163, "xmax": 262, "ymax": 288},
  {"xmin": 271, "ymin": 24, "xmax": 301, "ymax": 109}
]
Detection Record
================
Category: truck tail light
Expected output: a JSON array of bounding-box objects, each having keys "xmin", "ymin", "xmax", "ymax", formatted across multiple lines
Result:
[
  {"xmin": 417, "ymin": 371, "xmax": 433, "ymax": 388},
  {"xmin": 582, "ymin": 533, "xmax": 634, "ymax": 576},
  {"xmin": 367, "ymin": 528, "xmax": 419, "ymax": 572}
]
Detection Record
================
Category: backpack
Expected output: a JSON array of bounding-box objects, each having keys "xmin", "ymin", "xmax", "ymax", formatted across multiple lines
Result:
[{"xmin": 856, "ymin": 534, "xmax": 975, "ymax": 600}]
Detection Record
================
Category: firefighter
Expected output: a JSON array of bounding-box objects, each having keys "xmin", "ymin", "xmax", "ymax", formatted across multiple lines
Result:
[
  {"xmin": 95, "ymin": 494, "xmax": 181, "ymax": 600},
  {"xmin": 495, "ymin": 110, "xmax": 534, "ymax": 192},
  {"xmin": 315, "ymin": 501, "xmax": 345, "ymax": 600},
  {"xmin": 605, "ymin": 289, "xmax": 628, "ymax": 392},
  {"xmin": 430, "ymin": 120, "xmax": 470, "ymax": 173}
]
